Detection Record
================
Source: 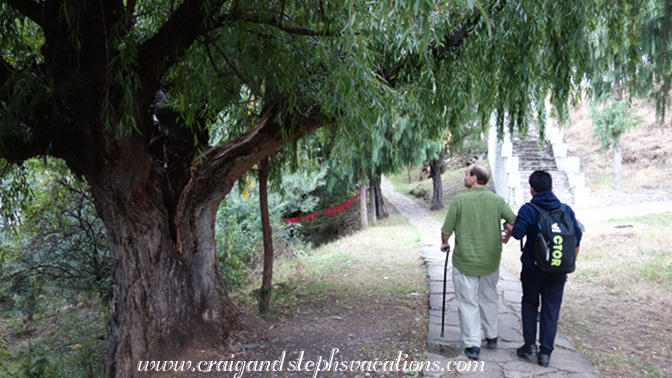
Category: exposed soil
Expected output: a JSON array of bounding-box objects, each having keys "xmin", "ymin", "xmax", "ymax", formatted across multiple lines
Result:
[
  {"xmin": 173, "ymin": 294, "xmax": 429, "ymax": 378},
  {"xmin": 561, "ymin": 281, "xmax": 672, "ymax": 378},
  {"xmin": 219, "ymin": 295, "xmax": 428, "ymax": 378}
]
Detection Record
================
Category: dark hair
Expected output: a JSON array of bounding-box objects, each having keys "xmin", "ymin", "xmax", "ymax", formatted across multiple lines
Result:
[
  {"xmin": 529, "ymin": 170, "xmax": 552, "ymax": 192},
  {"xmin": 471, "ymin": 165, "xmax": 489, "ymax": 185}
]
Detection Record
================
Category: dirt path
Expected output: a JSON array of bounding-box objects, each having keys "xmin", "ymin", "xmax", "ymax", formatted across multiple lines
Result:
[{"xmin": 380, "ymin": 178, "xmax": 600, "ymax": 377}]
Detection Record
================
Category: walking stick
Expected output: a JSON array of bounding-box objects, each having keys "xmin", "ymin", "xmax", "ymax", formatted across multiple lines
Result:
[{"xmin": 440, "ymin": 246, "xmax": 449, "ymax": 338}]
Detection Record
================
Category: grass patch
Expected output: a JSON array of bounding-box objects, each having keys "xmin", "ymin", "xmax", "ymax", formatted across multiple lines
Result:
[
  {"xmin": 573, "ymin": 212, "xmax": 672, "ymax": 292},
  {"xmin": 387, "ymin": 170, "xmax": 421, "ymax": 197},
  {"xmin": 556, "ymin": 212, "xmax": 672, "ymax": 378},
  {"xmin": 232, "ymin": 211, "xmax": 427, "ymax": 316},
  {"xmin": 228, "ymin": 211, "xmax": 429, "ymax": 367}
]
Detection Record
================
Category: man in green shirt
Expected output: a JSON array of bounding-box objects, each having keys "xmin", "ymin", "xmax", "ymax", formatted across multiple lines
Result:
[{"xmin": 440, "ymin": 164, "xmax": 516, "ymax": 360}]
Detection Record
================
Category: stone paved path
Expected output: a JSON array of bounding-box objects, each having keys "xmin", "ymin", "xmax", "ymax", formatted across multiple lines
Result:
[{"xmin": 381, "ymin": 179, "xmax": 600, "ymax": 378}]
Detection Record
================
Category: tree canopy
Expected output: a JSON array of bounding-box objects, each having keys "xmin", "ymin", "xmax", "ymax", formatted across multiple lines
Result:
[{"xmin": 1, "ymin": 0, "xmax": 618, "ymax": 166}]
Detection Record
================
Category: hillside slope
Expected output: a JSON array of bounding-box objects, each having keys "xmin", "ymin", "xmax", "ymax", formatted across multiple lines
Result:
[{"xmin": 563, "ymin": 99, "xmax": 672, "ymax": 205}]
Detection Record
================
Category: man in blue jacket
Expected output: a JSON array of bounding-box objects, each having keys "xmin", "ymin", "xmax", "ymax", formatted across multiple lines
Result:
[{"xmin": 504, "ymin": 170, "xmax": 582, "ymax": 367}]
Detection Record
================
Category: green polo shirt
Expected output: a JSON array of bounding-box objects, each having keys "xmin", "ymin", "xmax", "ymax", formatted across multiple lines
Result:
[{"xmin": 441, "ymin": 187, "xmax": 516, "ymax": 276}]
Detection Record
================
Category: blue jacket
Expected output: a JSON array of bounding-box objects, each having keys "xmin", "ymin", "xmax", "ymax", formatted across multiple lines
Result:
[{"xmin": 511, "ymin": 191, "xmax": 583, "ymax": 270}]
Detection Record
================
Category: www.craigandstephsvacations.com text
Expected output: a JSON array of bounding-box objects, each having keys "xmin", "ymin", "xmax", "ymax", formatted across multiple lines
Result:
[{"xmin": 137, "ymin": 349, "xmax": 485, "ymax": 377}]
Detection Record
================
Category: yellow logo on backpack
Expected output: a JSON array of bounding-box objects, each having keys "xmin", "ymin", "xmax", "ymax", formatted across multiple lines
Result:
[{"xmin": 552, "ymin": 235, "xmax": 563, "ymax": 266}]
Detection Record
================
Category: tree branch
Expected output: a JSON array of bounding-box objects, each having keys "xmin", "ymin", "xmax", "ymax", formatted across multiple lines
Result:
[
  {"xmin": 202, "ymin": 32, "xmax": 263, "ymax": 98},
  {"xmin": 4, "ymin": 0, "xmax": 45, "ymax": 27},
  {"xmin": 228, "ymin": 11, "xmax": 338, "ymax": 37},
  {"xmin": 135, "ymin": 0, "xmax": 223, "ymax": 109},
  {"xmin": 431, "ymin": 16, "xmax": 481, "ymax": 60},
  {"xmin": 380, "ymin": 6, "xmax": 495, "ymax": 87},
  {"xmin": 0, "ymin": 56, "xmax": 13, "ymax": 86},
  {"xmin": 174, "ymin": 102, "xmax": 325, "ymax": 246},
  {"xmin": 125, "ymin": 0, "xmax": 136, "ymax": 14},
  {"xmin": 200, "ymin": 103, "xmax": 324, "ymax": 184}
]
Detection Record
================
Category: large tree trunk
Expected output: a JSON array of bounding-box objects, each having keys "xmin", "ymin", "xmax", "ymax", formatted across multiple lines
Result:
[
  {"xmin": 81, "ymin": 119, "xmax": 242, "ymax": 377},
  {"xmin": 369, "ymin": 179, "xmax": 377, "ymax": 226},
  {"xmin": 370, "ymin": 177, "xmax": 389, "ymax": 219},
  {"xmin": 429, "ymin": 150, "xmax": 445, "ymax": 211},
  {"xmin": 259, "ymin": 157, "xmax": 274, "ymax": 314},
  {"xmin": 613, "ymin": 136, "xmax": 622, "ymax": 190},
  {"xmin": 94, "ymin": 180, "xmax": 240, "ymax": 377},
  {"xmin": 77, "ymin": 103, "xmax": 321, "ymax": 377},
  {"xmin": 359, "ymin": 183, "xmax": 368, "ymax": 228}
]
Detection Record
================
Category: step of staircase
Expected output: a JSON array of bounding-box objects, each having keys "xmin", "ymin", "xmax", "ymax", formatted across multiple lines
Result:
[
  {"xmin": 512, "ymin": 124, "xmax": 573, "ymax": 205},
  {"xmin": 512, "ymin": 132, "xmax": 557, "ymax": 172},
  {"xmin": 519, "ymin": 170, "xmax": 574, "ymax": 205}
]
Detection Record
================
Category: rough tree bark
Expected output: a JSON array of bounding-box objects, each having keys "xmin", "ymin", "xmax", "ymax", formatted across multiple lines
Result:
[
  {"xmin": 429, "ymin": 149, "xmax": 446, "ymax": 211},
  {"xmin": 370, "ymin": 177, "xmax": 388, "ymax": 219},
  {"xmin": 359, "ymin": 183, "xmax": 368, "ymax": 228},
  {"xmin": 369, "ymin": 179, "xmax": 377, "ymax": 226},
  {"xmin": 259, "ymin": 157, "xmax": 274, "ymax": 313},
  {"xmin": 91, "ymin": 103, "xmax": 321, "ymax": 377}
]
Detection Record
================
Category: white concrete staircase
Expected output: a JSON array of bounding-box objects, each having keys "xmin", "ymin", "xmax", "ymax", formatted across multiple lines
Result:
[{"xmin": 488, "ymin": 121, "xmax": 589, "ymax": 208}]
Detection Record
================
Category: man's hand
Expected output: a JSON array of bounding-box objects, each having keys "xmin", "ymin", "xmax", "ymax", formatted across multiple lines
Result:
[
  {"xmin": 440, "ymin": 232, "xmax": 450, "ymax": 253},
  {"xmin": 501, "ymin": 230, "xmax": 512, "ymax": 244},
  {"xmin": 501, "ymin": 222, "xmax": 514, "ymax": 243},
  {"xmin": 504, "ymin": 222, "xmax": 514, "ymax": 233}
]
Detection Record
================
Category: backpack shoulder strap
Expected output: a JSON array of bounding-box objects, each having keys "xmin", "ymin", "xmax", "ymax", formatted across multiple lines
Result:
[
  {"xmin": 528, "ymin": 202, "xmax": 543, "ymax": 213},
  {"xmin": 520, "ymin": 202, "xmax": 539, "ymax": 251}
]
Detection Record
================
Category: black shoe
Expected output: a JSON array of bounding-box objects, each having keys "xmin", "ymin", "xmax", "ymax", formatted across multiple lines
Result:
[
  {"xmin": 485, "ymin": 337, "xmax": 497, "ymax": 348},
  {"xmin": 538, "ymin": 353, "xmax": 550, "ymax": 367},
  {"xmin": 516, "ymin": 343, "xmax": 538, "ymax": 357},
  {"xmin": 464, "ymin": 347, "xmax": 480, "ymax": 360}
]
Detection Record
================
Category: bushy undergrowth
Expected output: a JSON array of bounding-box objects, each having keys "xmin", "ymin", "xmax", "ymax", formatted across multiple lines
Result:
[
  {"xmin": 0, "ymin": 295, "xmax": 107, "ymax": 378},
  {"xmin": 0, "ymin": 159, "xmax": 109, "ymax": 377},
  {"xmin": 0, "ymin": 156, "xmax": 363, "ymax": 377},
  {"xmin": 216, "ymin": 166, "xmax": 362, "ymax": 288}
]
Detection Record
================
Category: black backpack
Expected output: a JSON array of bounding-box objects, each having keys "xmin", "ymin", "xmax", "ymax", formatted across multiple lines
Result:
[{"xmin": 526, "ymin": 202, "xmax": 577, "ymax": 274}]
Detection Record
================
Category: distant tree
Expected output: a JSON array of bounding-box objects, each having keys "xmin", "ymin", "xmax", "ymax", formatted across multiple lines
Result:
[
  {"xmin": 588, "ymin": 1, "xmax": 654, "ymax": 190},
  {"xmin": 428, "ymin": 146, "xmax": 446, "ymax": 211},
  {"xmin": 590, "ymin": 94, "xmax": 640, "ymax": 190},
  {"xmin": 637, "ymin": 0, "xmax": 672, "ymax": 124}
]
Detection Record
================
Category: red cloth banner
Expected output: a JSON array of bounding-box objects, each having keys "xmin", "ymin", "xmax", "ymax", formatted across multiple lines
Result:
[{"xmin": 284, "ymin": 193, "xmax": 360, "ymax": 224}]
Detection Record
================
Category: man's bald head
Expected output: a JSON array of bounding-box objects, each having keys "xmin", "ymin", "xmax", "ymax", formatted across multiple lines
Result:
[{"xmin": 468, "ymin": 164, "xmax": 490, "ymax": 186}]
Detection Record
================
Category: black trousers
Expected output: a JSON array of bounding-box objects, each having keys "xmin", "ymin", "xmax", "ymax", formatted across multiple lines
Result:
[{"xmin": 521, "ymin": 265, "xmax": 566, "ymax": 355}]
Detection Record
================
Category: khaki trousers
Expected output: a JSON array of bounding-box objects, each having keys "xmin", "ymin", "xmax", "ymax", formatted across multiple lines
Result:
[{"xmin": 452, "ymin": 267, "xmax": 499, "ymax": 348}]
